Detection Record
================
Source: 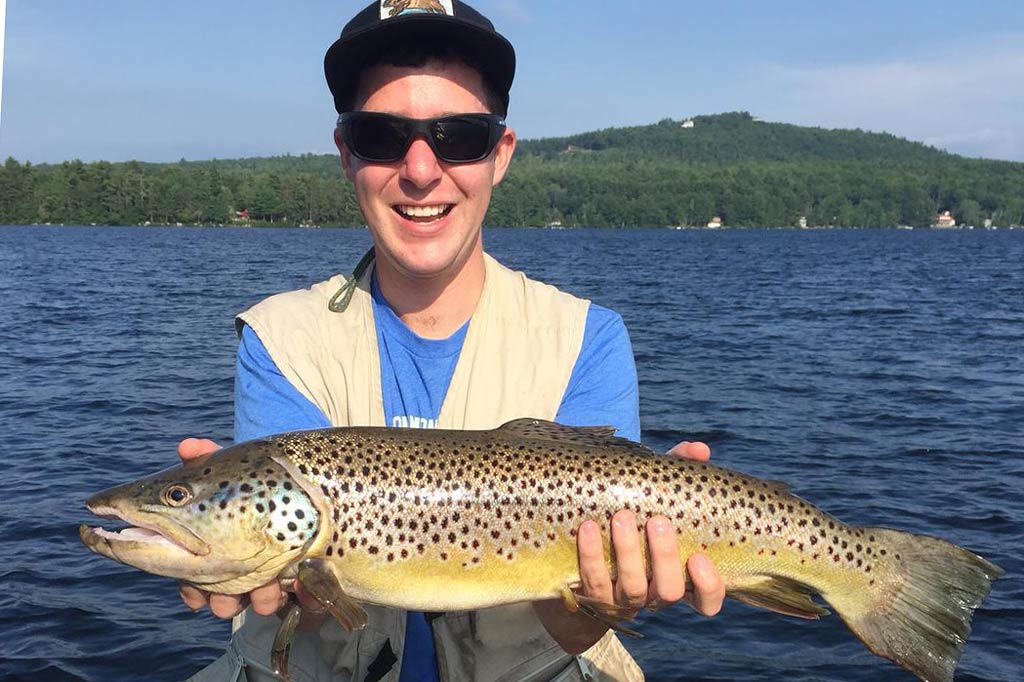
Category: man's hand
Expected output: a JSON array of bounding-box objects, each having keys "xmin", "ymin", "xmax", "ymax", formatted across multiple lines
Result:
[
  {"xmin": 534, "ymin": 440, "xmax": 726, "ymax": 655},
  {"xmin": 175, "ymin": 438, "xmax": 326, "ymax": 629}
]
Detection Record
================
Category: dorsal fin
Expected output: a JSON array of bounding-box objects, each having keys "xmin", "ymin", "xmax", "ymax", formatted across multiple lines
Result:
[{"xmin": 495, "ymin": 418, "xmax": 655, "ymax": 456}]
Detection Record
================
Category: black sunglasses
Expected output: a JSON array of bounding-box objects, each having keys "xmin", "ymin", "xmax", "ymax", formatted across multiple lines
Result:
[{"xmin": 337, "ymin": 112, "xmax": 507, "ymax": 164}]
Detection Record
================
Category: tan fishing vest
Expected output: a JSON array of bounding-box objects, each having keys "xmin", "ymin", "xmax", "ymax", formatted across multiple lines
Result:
[{"xmin": 188, "ymin": 253, "xmax": 643, "ymax": 682}]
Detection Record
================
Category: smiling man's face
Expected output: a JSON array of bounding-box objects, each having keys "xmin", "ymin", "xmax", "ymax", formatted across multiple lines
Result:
[{"xmin": 337, "ymin": 59, "xmax": 515, "ymax": 286}]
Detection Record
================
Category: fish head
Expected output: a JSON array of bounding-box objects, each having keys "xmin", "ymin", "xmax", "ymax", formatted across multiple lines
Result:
[{"xmin": 80, "ymin": 442, "xmax": 322, "ymax": 594}]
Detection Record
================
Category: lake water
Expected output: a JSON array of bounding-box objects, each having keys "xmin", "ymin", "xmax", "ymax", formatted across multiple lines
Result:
[{"xmin": 0, "ymin": 226, "xmax": 1021, "ymax": 681}]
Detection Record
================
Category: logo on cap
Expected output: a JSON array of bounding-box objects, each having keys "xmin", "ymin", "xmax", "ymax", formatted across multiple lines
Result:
[{"xmin": 381, "ymin": 0, "xmax": 454, "ymax": 19}]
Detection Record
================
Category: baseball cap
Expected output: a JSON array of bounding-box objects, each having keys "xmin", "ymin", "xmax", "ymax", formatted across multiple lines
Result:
[{"xmin": 324, "ymin": 0, "xmax": 516, "ymax": 115}]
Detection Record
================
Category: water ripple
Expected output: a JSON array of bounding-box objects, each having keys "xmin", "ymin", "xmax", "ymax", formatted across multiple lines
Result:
[{"xmin": 1, "ymin": 226, "xmax": 1020, "ymax": 681}]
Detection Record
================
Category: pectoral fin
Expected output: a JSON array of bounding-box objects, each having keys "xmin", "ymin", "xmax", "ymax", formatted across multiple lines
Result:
[
  {"xmin": 560, "ymin": 585, "xmax": 643, "ymax": 637},
  {"xmin": 728, "ymin": 575, "xmax": 830, "ymax": 619},
  {"xmin": 297, "ymin": 557, "xmax": 369, "ymax": 631}
]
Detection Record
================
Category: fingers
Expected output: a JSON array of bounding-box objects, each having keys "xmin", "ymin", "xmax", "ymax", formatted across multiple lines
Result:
[
  {"xmin": 180, "ymin": 582, "xmax": 251, "ymax": 620},
  {"xmin": 179, "ymin": 582, "xmax": 209, "ymax": 612},
  {"xmin": 575, "ymin": 514, "xmax": 723, "ymax": 621},
  {"xmin": 180, "ymin": 579, "xmax": 290, "ymax": 622},
  {"xmin": 667, "ymin": 440, "xmax": 711, "ymax": 462},
  {"xmin": 646, "ymin": 516, "xmax": 685, "ymax": 605},
  {"xmin": 177, "ymin": 437, "xmax": 221, "ymax": 462},
  {"xmin": 576, "ymin": 520, "xmax": 613, "ymax": 604},
  {"xmin": 250, "ymin": 581, "xmax": 288, "ymax": 616},
  {"xmin": 610, "ymin": 511, "xmax": 648, "ymax": 610},
  {"xmin": 685, "ymin": 554, "xmax": 726, "ymax": 617},
  {"xmin": 208, "ymin": 592, "xmax": 248, "ymax": 619}
]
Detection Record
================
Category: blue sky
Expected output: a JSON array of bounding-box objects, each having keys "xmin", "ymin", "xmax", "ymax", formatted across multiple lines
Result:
[{"xmin": 2, "ymin": 0, "xmax": 1023, "ymax": 163}]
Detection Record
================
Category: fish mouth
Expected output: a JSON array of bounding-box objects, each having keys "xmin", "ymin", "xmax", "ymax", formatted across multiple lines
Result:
[{"xmin": 81, "ymin": 501, "xmax": 211, "ymax": 557}]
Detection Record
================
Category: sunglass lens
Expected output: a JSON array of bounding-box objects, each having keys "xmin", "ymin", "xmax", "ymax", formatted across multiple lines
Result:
[
  {"xmin": 432, "ymin": 118, "xmax": 492, "ymax": 161},
  {"xmin": 351, "ymin": 116, "xmax": 409, "ymax": 161}
]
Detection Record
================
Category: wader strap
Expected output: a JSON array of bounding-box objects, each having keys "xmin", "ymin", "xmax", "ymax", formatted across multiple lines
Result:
[{"xmin": 364, "ymin": 640, "xmax": 398, "ymax": 682}]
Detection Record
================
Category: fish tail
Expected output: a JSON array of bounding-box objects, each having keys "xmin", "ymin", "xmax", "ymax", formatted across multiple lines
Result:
[{"xmin": 830, "ymin": 528, "xmax": 1003, "ymax": 682}]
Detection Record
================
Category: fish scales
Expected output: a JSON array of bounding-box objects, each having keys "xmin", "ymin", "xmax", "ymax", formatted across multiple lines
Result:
[
  {"xmin": 273, "ymin": 425, "xmax": 879, "ymax": 611},
  {"xmin": 81, "ymin": 419, "xmax": 1003, "ymax": 682}
]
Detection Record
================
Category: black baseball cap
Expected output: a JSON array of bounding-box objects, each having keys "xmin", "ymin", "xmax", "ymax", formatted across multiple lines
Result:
[{"xmin": 324, "ymin": 0, "xmax": 516, "ymax": 115}]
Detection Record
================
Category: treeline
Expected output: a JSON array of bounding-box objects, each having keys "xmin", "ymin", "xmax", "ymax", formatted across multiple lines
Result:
[
  {"xmin": 0, "ymin": 157, "xmax": 364, "ymax": 227},
  {"xmin": 3, "ymin": 113, "xmax": 1023, "ymax": 228}
]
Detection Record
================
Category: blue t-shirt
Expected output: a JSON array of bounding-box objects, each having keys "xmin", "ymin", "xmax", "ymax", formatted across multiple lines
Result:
[{"xmin": 234, "ymin": 276, "xmax": 640, "ymax": 681}]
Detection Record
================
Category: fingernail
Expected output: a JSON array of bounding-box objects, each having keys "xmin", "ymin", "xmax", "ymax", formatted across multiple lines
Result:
[
  {"xmin": 578, "ymin": 520, "xmax": 597, "ymax": 541},
  {"xmin": 649, "ymin": 516, "xmax": 671, "ymax": 535},
  {"xmin": 612, "ymin": 510, "xmax": 635, "ymax": 527}
]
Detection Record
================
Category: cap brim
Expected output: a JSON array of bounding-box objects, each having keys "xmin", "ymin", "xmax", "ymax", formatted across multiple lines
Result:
[{"xmin": 324, "ymin": 14, "xmax": 515, "ymax": 113}]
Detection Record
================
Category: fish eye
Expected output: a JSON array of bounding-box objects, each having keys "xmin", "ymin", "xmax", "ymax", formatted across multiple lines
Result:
[{"xmin": 161, "ymin": 484, "xmax": 193, "ymax": 507}]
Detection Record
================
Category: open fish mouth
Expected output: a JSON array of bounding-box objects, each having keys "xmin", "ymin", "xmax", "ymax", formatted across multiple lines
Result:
[
  {"xmin": 81, "ymin": 503, "xmax": 210, "ymax": 556},
  {"xmin": 86, "ymin": 525, "xmax": 183, "ymax": 547}
]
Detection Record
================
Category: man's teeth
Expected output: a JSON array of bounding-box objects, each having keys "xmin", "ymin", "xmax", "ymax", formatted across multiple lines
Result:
[{"xmin": 397, "ymin": 205, "xmax": 451, "ymax": 218}]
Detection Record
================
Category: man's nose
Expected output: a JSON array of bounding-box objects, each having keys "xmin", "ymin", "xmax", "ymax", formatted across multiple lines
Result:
[{"xmin": 399, "ymin": 136, "xmax": 443, "ymax": 188}]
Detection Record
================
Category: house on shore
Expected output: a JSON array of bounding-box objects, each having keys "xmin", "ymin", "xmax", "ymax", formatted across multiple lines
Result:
[{"xmin": 932, "ymin": 211, "xmax": 957, "ymax": 228}]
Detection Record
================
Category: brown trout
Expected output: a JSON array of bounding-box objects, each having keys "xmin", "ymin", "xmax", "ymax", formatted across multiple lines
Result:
[{"xmin": 80, "ymin": 419, "xmax": 1002, "ymax": 682}]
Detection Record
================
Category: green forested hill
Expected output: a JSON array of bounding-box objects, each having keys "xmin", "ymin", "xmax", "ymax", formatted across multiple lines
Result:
[
  {"xmin": 516, "ymin": 112, "xmax": 954, "ymax": 164},
  {"xmin": 2, "ymin": 112, "xmax": 1022, "ymax": 228}
]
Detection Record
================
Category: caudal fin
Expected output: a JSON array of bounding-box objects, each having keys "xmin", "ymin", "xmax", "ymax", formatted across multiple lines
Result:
[{"xmin": 833, "ymin": 528, "xmax": 1002, "ymax": 682}]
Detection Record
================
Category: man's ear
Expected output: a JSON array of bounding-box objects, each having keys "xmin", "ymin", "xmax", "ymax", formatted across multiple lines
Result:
[
  {"xmin": 335, "ymin": 128, "xmax": 356, "ymax": 182},
  {"xmin": 491, "ymin": 127, "xmax": 517, "ymax": 187}
]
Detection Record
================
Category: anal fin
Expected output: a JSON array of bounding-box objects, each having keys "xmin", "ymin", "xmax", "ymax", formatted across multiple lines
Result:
[{"xmin": 728, "ymin": 574, "xmax": 830, "ymax": 619}]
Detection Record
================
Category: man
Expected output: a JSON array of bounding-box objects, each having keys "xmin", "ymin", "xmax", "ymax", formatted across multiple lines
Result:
[{"xmin": 183, "ymin": 2, "xmax": 724, "ymax": 680}]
